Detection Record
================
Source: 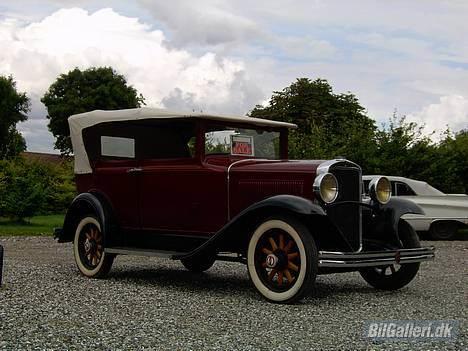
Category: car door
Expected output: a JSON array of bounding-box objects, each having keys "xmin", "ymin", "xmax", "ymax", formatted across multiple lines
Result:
[
  {"xmin": 83, "ymin": 122, "xmax": 140, "ymax": 229},
  {"xmin": 92, "ymin": 134, "xmax": 140, "ymax": 230},
  {"xmin": 136, "ymin": 120, "xmax": 227, "ymax": 235}
]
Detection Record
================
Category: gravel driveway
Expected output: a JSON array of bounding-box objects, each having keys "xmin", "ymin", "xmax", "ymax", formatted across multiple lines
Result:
[{"xmin": 0, "ymin": 236, "xmax": 466, "ymax": 350}]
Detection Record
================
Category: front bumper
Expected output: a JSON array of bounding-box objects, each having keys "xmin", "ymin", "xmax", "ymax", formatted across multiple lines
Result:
[{"xmin": 318, "ymin": 246, "xmax": 435, "ymax": 268}]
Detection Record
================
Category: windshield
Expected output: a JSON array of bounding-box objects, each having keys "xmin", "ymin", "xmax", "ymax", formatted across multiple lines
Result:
[{"xmin": 205, "ymin": 127, "xmax": 280, "ymax": 159}]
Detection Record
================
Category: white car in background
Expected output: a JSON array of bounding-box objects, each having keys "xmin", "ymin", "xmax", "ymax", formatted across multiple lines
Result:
[{"xmin": 363, "ymin": 176, "xmax": 468, "ymax": 240}]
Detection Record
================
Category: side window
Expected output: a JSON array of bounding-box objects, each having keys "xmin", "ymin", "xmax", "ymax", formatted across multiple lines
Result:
[
  {"xmin": 137, "ymin": 120, "xmax": 197, "ymax": 160},
  {"xmin": 101, "ymin": 136, "xmax": 135, "ymax": 158},
  {"xmin": 83, "ymin": 119, "xmax": 197, "ymax": 163},
  {"xmin": 83, "ymin": 122, "xmax": 138, "ymax": 163},
  {"xmin": 394, "ymin": 182, "xmax": 416, "ymax": 196}
]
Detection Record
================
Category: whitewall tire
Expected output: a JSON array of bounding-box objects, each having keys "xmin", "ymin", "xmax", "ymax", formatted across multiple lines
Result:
[
  {"xmin": 247, "ymin": 217, "xmax": 317, "ymax": 303},
  {"xmin": 73, "ymin": 216, "xmax": 114, "ymax": 278}
]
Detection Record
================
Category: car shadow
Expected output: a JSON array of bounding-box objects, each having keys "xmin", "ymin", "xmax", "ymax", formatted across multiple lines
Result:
[
  {"xmin": 105, "ymin": 266, "xmax": 410, "ymax": 303},
  {"xmin": 107, "ymin": 267, "xmax": 255, "ymax": 298}
]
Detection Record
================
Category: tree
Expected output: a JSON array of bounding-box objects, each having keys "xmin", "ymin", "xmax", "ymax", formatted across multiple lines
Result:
[
  {"xmin": 369, "ymin": 116, "xmax": 466, "ymax": 194},
  {"xmin": 435, "ymin": 129, "xmax": 468, "ymax": 193},
  {"xmin": 249, "ymin": 78, "xmax": 377, "ymax": 170},
  {"xmin": 0, "ymin": 75, "xmax": 30, "ymax": 159},
  {"xmin": 41, "ymin": 67, "xmax": 145, "ymax": 154}
]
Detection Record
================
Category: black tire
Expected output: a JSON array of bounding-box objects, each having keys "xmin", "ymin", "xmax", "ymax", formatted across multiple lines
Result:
[
  {"xmin": 73, "ymin": 216, "xmax": 114, "ymax": 278},
  {"xmin": 247, "ymin": 216, "xmax": 318, "ymax": 304},
  {"xmin": 429, "ymin": 221, "xmax": 458, "ymax": 240},
  {"xmin": 181, "ymin": 253, "xmax": 216, "ymax": 273},
  {"xmin": 360, "ymin": 220, "xmax": 421, "ymax": 290}
]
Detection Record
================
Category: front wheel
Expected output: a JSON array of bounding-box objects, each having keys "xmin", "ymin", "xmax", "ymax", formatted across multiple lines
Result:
[
  {"xmin": 360, "ymin": 220, "xmax": 421, "ymax": 290},
  {"xmin": 73, "ymin": 216, "xmax": 114, "ymax": 278},
  {"xmin": 247, "ymin": 216, "xmax": 318, "ymax": 304}
]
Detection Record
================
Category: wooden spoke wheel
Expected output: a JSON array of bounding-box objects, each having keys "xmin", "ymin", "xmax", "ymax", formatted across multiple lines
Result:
[
  {"xmin": 247, "ymin": 216, "xmax": 317, "ymax": 304},
  {"xmin": 73, "ymin": 216, "xmax": 114, "ymax": 278},
  {"xmin": 360, "ymin": 220, "xmax": 421, "ymax": 290},
  {"xmin": 256, "ymin": 230, "xmax": 301, "ymax": 292}
]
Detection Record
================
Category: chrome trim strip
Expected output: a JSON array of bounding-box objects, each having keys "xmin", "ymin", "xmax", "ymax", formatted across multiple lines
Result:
[
  {"xmin": 319, "ymin": 247, "xmax": 435, "ymax": 259},
  {"xmin": 319, "ymin": 255, "xmax": 434, "ymax": 268},
  {"xmin": 318, "ymin": 247, "xmax": 435, "ymax": 268},
  {"xmin": 316, "ymin": 158, "xmax": 361, "ymax": 175}
]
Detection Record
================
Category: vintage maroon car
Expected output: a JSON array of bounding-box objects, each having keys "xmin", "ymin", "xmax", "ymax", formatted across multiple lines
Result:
[{"xmin": 55, "ymin": 107, "xmax": 435, "ymax": 303}]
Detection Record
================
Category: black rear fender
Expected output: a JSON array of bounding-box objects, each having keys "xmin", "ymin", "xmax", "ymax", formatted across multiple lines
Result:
[{"xmin": 57, "ymin": 192, "xmax": 116, "ymax": 245}]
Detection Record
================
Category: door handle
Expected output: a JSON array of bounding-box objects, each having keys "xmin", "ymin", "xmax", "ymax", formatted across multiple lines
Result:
[{"xmin": 127, "ymin": 167, "xmax": 143, "ymax": 174}]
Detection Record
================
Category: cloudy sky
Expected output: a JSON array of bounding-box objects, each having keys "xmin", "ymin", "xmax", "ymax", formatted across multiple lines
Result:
[{"xmin": 1, "ymin": 0, "xmax": 467, "ymax": 153}]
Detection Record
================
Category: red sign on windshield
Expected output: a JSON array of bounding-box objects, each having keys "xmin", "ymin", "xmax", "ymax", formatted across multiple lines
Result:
[{"xmin": 231, "ymin": 135, "xmax": 254, "ymax": 156}]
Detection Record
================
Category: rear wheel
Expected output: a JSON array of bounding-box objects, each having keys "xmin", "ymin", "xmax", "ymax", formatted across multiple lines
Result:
[
  {"xmin": 181, "ymin": 254, "xmax": 216, "ymax": 273},
  {"xmin": 73, "ymin": 216, "xmax": 114, "ymax": 278},
  {"xmin": 360, "ymin": 220, "xmax": 420, "ymax": 290},
  {"xmin": 247, "ymin": 216, "xmax": 317, "ymax": 304}
]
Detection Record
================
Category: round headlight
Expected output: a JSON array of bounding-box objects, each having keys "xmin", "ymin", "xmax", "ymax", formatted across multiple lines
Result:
[
  {"xmin": 313, "ymin": 173, "xmax": 338, "ymax": 204},
  {"xmin": 369, "ymin": 176, "xmax": 391, "ymax": 204}
]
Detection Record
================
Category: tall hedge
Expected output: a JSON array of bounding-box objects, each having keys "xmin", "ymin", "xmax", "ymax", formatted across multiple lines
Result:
[{"xmin": 0, "ymin": 159, "xmax": 75, "ymax": 221}]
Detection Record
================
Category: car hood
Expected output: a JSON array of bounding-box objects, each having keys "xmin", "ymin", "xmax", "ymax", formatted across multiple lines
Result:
[{"xmin": 228, "ymin": 159, "xmax": 326, "ymax": 174}]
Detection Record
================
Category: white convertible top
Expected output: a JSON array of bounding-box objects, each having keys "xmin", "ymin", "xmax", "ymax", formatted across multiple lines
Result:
[
  {"xmin": 363, "ymin": 175, "xmax": 445, "ymax": 196},
  {"xmin": 69, "ymin": 107, "xmax": 297, "ymax": 174}
]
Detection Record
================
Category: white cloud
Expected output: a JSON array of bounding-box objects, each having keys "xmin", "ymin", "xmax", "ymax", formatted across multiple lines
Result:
[
  {"xmin": 16, "ymin": 119, "xmax": 57, "ymax": 153},
  {"xmin": 0, "ymin": 7, "xmax": 261, "ymax": 152},
  {"xmin": 137, "ymin": 0, "xmax": 261, "ymax": 46},
  {"xmin": 408, "ymin": 95, "xmax": 468, "ymax": 140}
]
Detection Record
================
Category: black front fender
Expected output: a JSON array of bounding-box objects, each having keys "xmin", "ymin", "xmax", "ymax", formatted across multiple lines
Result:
[
  {"xmin": 381, "ymin": 197, "xmax": 424, "ymax": 227},
  {"xmin": 363, "ymin": 197, "xmax": 424, "ymax": 246},
  {"xmin": 175, "ymin": 195, "xmax": 326, "ymax": 260}
]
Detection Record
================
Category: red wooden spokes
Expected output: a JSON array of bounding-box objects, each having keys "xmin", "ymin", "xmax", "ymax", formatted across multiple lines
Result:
[
  {"xmin": 279, "ymin": 234, "xmax": 285, "ymax": 250},
  {"xmin": 82, "ymin": 224, "xmax": 103, "ymax": 268},
  {"xmin": 268, "ymin": 237, "xmax": 278, "ymax": 251},
  {"xmin": 257, "ymin": 230, "xmax": 301, "ymax": 289}
]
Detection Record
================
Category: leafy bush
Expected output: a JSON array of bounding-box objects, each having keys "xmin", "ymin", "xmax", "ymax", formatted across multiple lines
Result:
[{"xmin": 0, "ymin": 158, "xmax": 75, "ymax": 221}]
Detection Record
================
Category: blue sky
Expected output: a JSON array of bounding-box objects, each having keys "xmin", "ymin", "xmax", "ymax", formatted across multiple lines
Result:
[{"xmin": 1, "ymin": 0, "xmax": 467, "ymax": 152}]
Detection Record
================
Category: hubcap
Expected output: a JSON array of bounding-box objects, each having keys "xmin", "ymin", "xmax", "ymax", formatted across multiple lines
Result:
[
  {"xmin": 84, "ymin": 239, "xmax": 91, "ymax": 252},
  {"xmin": 266, "ymin": 254, "xmax": 278, "ymax": 268}
]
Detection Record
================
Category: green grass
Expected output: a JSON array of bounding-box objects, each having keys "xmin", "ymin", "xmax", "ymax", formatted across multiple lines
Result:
[{"xmin": 0, "ymin": 214, "xmax": 64, "ymax": 236}]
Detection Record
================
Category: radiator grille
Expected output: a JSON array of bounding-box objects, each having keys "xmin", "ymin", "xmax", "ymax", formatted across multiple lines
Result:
[{"xmin": 326, "ymin": 165, "xmax": 362, "ymax": 251}]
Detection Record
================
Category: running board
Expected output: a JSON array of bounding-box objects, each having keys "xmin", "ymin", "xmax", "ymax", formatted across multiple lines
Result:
[
  {"xmin": 105, "ymin": 247, "xmax": 247, "ymax": 263},
  {"xmin": 105, "ymin": 247, "xmax": 187, "ymax": 259}
]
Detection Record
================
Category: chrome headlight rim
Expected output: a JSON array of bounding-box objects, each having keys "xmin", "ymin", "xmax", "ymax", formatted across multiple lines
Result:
[
  {"xmin": 313, "ymin": 172, "xmax": 339, "ymax": 204},
  {"xmin": 368, "ymin": 176, "xmax": 391, "ymax": 204}
]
